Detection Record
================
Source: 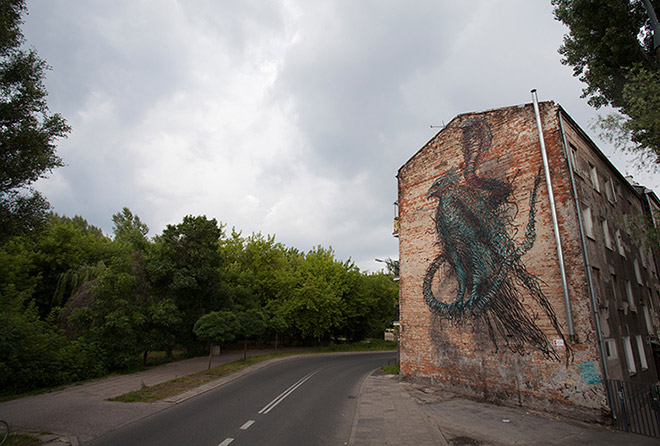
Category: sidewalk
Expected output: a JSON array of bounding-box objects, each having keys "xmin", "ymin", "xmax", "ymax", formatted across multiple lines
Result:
[
  {"xmin": 0, "ymin": 347, "xmax": 309, "ymax": 445},
  {"xmin": 349, "ymin": 371, "xmax": 660, "ymax": 446}
]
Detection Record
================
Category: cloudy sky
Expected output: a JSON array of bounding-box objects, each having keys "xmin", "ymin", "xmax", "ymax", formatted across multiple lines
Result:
[{"xmin": 22, "ymin": 0, "xmax": 660, "ymax": 272}]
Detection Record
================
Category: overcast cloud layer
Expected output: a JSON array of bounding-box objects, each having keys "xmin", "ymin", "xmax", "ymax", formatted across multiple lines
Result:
[{"xmin": 23, "ymin": 0, "xmax": 660, "ymax": 272}]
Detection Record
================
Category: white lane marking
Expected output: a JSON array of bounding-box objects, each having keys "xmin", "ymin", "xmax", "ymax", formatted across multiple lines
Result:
[
  {"xmin": 240, "ymin": 420, "xmax": 255, "ymax": 430},
  {"xmin": 258, "ymin": 368, "xmax": 323, "ymax": 414},
  {"xmin": 218, "ymin": 438, "xmax": 234, "ymax": 446}
]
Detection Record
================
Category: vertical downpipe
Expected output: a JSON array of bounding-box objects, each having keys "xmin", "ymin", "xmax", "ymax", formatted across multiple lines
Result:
[{"xmin": 531, "ymin": 90, "xmax": 576, "ymax": 342}]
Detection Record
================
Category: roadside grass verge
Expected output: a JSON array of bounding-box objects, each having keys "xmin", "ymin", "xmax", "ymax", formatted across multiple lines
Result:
[
  {"xmin": 3, "ymin": 432, "xmax": 41, "ymax": 446},
  {"xmin": 108, "ymin": 352, "xmax": 294, "ymax": 403},
  {"xmin": 110, "ymin": 340, "xmax": 397, "ymax": 403},
  {"xmin": 382, "ymin": 363, "xmax": 400, "ymax": 374},
  {"xmin": 316, "ymin": 339, "xmax": 397, "ymax": 352}
]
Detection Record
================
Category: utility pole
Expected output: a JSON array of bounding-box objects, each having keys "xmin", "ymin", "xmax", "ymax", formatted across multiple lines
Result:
[{"xmin": 641, "ymin": 0, "xmax": 660, "ymax": 63}]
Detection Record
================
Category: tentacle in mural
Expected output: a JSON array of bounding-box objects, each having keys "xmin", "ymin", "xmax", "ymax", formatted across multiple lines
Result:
[{"xmin": 422, "ymin": 117, "xmax": 570, "ymax": 362}]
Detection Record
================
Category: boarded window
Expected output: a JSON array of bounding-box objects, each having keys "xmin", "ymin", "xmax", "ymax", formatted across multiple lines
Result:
[
  {"xmin": 636, "ymin": 335, "xmax": 648, "ymax": 370},
  {"xmin": 623, "ymin": 336, "xmax": 637, "ymax": 374},
  {"xmin": 589, "ymin": 163, "xmax": 600, "ymax": 192},
  {"xmin": 583, "ymin": 206, "xmax": 594, "ymax": 238},
  {"xmin": 603, "ymin": 220, "xmax": 612, "ymax": 250}
]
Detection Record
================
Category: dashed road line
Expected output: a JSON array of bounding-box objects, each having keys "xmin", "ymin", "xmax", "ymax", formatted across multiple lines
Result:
[
  {"xmin": 240, "ymin": 420, "xmax": 255, "ymax": 430},
  {"xmin": 218, "ymin": 438, "xmax": 234, "ymax": 446}
]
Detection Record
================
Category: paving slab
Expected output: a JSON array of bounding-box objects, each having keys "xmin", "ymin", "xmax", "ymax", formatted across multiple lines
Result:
[{"xmin": 348, "ymin": 371, "xmax": 660, "ymax": 446}]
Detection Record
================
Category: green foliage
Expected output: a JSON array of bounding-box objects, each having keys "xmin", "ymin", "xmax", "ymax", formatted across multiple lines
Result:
[
  {"xmin": 149, "ymin": 215, "xmax": 226, "ymax": 348},
  {"xmin": 553, "ymin": 0, "xmax": 660, "ymax": 166},
  {"xmin": 0, "ymin": 0, "xmax": 70, "ymax": 240},
  {"xmin": 112, "ymin": 207, "xmax": 150, "ymax": 251},
  {"xmin": 0, "ymin": 309, "xmax": 104, "ymax": 394},
  {"xmin": 193, "ymin": 311, "xmax": 238, "ymax": 345},
  {"xmin": 68, "ymin": 252, "xmax": 181, "ymax": 370},
  {"xmin": 382, "ymin": 363, "xmax": 400, "ymax": 375},
  {"xmin": 31, "ymin": 214, "xmax": 115, "ymax": 317},
  {"xmin": 0, "ymin": 207, "xmax": 399, "ymax": 393}
]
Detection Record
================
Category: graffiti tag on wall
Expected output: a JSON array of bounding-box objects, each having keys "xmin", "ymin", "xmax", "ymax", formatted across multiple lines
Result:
[{"xmin": 423, "ymin": 117, "xmax": 570, "ymax": 362}]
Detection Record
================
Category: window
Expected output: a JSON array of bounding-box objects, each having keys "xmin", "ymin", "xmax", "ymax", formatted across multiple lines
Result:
[
  {"xmin": 623, "ymin": 336, "xmax": 637, "ymax": 374},
  {"xmin": 640, "ymin": 246, "xmax": 648, "ymax": 268},
  {"xmin": 606, "ymin": 178, "xmax": 617, "ymax": 203},
  {"xmin": 633, "ymin": 259, "xmax": 642, "ymax": 284},
  {"xmin": 644, "ymin": 305, "xmax": 654, "ymax": 334},
  {"xmin": 615, "ymin": 229, "xmax": 625, "ymax": 256},
  {"xmin": 610, "ymin": 275, "xmax": 618, "ymax": 302},
  {"xmin": 626, "ymin": 280, "xmax": 636, "ymax": 312},
  {"xmin": 603, "ymin": 220, "xmax": 612, "ymax": 250},
  {"xmin": 568, "ymin": 145, "xmax": 578, "ymax": 171},
  {"xmin": 605, "ymin": 338, "xmax": 618, "ymax": 359},
  {"xmin": 592, "ymin": 267, "xmax": 603, "ymax": 305},
  {"xmin": 583, "ymin": 206, "xmax": 594, "ymax": 239},
  {"xmin": 589, "ymin": 163, "xmax": 600, "ymax": 192},
  {"xmin": 636, "ymin": 335, "xmax": 648, "ymax": 370}
]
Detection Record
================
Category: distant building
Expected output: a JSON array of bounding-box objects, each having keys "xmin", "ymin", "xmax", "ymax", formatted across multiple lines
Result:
[{"xmin": 396, "ymin": 100, "xmax": 660, "ymax": 423}]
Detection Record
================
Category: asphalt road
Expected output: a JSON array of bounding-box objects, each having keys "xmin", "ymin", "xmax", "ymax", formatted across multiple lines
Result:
[{"xmin": 86, "ymin": 351, "xmax": 396, "ymax": 446}]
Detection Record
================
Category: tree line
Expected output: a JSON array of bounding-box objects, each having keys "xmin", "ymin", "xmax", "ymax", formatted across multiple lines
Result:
[{"xmin": 0, "ymin": 209, "xmax": 398, "ymax": 393}]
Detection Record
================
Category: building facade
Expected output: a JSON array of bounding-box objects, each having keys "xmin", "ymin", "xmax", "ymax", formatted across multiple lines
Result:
[{"xmin": 396, "ymin": 101, "xmax": 660, "ymax": 422}]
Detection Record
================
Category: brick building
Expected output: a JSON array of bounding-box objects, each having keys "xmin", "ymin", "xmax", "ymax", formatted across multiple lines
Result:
[{"xmin": 396, "ymin": 100, "xmax": 660, "ymax": 422}]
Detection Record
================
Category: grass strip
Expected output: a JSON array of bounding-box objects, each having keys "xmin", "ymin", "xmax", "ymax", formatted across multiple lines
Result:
[
  {"xmin": 4, "ymin": 433, "xmax": 41, "ymax": 446},
  {"xmin": 382, "ymin": 363, "xmax": 400, "ymax": 374},
  {"xmin": 108, "ymin": 352, "xmax": 292, "ymax": 403},
  {"xmin": 110, "ymin": 340, "xmax": 397, "ymax": 403}
]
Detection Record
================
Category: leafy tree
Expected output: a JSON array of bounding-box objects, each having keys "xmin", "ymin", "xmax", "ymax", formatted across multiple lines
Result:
[
  {"xmin": 276, "ymin": 247, "xmax": 344, "ymax": 343},
  {"xmin": 112, "ymin": 207, "xmax": 150, "ymax": 251},
  {"xmin": 31, "ymin": 215, "xmax": 115, "ymax": 317},
  {"xmin": 265, "ymin": 307, "xmax": 289, "ymax": 350},
  {"xmin": 552, "ymin": 0, "xmax": 660, "ymax": 166},
  {"xmin": 69, "ymin": 254, "xmax": 150, "ymax": 370},
  {"xmin": 360, "ymin": 272, "xmax": 399, "ymax": 337},
  {"xmin": 236, "ymin": 309, "xmax": 266, "ymax": 361},
  {"xmin": 149, "ymin": 215, "xmax": 226, "ymax": 350},
  {"xmin": 219, "ymin": 230, "xmax": 289, "ymax": 310},
  {"xmin": 140, "ymin": 297, "xmax": 180, "ymax": 365},
  {"xmin": 193, "ymin": 311, "xmax": 238, "ymax": 371},
  {"xmin": 0, "ymin": 308, "xmax": 103, "ymax": 393},
  {"xmin": 0, "ymin": 0, "xmax": 70, "ymax": 240}
]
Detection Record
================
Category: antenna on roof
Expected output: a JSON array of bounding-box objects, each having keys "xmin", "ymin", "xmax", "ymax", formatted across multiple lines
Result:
[{"xmin": 430, "ymin": 121, "xmax": 445, "ymax": 129}]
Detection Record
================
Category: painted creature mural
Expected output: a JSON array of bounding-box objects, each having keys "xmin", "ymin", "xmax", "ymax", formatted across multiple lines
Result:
[{"xmin": 422, "ymin": 117, "xmax": 570, "ymax": 362}]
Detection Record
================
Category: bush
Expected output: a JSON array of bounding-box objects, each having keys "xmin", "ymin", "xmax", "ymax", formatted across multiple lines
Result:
[{"xmin": 0, "ymin": 311, "xmax": 105, "ymax": 394}]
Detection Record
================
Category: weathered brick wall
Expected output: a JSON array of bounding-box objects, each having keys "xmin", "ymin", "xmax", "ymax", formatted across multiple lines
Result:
[{"xmin": 397, "ymin": 102, "xmax": 608, "ymax": 421}]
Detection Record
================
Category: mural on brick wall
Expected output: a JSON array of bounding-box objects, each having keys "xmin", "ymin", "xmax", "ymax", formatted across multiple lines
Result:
[{"xmin": 423, "ymin": 117, "xmax": 570, "ymax": 362}]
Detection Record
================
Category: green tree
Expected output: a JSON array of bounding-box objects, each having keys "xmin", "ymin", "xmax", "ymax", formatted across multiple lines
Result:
[
  {"xmin": 112, "ymin": 207, "xmax": 150, "ymax": 252},
  {"xmin": 193, "ymin": 311, "xmax": 238, "ymax": 371},
  {"xmin": 552, "ymin": 0, "xmax": 660, "ymax": 166},
  {"xmin": 0, "ymin": 0, "xmax": 70, "ymax": 240},
  {"xmin": 236, "ymin": 309, "xmax": 266, "ymax": 361},
  {"xmin": 276, "ymin": 247, "xmax": 344, "ymax": 343},
  {"xmin": 149, "ymin": 215, "xmax": 226, "ymax": 351},
  {"xmin": 69, "ymin": 254, "xmax": 150, "ymax": 370},
  {"xmin": 31, "ymin": 214, "xmax": 115, "ymax": 317},
  {"xmin": 265, "ymin": 307, "xmax": 289, "ymax": 350}
]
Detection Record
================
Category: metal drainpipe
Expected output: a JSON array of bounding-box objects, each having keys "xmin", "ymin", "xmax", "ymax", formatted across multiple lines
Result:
[
  {"xmin": 531, "ymin": 90, "xmax": 576, "ymax": 342},
  {"xmin": 557, "ymin": 110, "xmax": 615, "ymax": 418}
]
